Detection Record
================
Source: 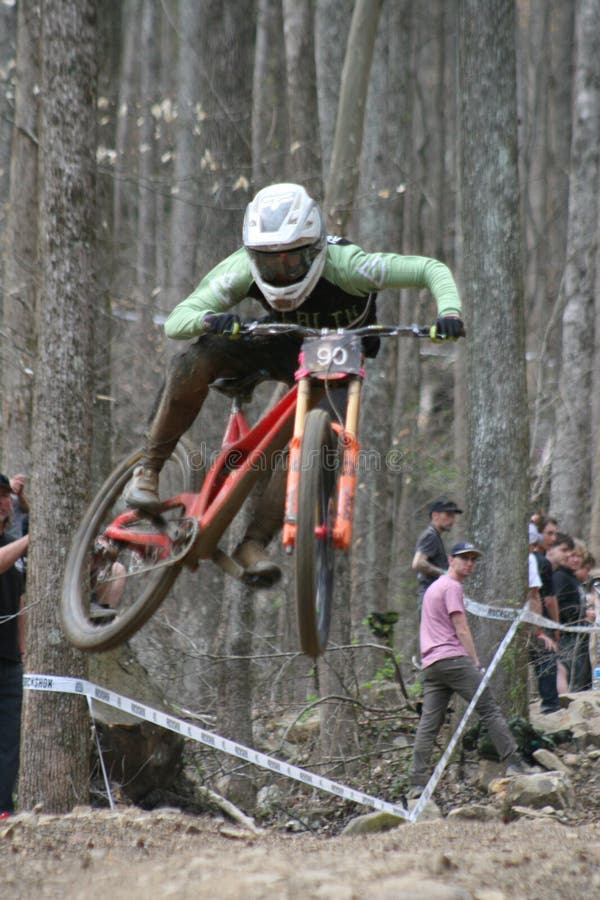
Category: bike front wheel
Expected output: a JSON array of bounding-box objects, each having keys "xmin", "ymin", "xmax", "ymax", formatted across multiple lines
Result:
[
  {"xmin": 61, "ymin": 442, "xmax": 199, "ymax": 652},
  {"xmin": 295, "ymin": 409, "xmax": 338, "ymax": 658}
]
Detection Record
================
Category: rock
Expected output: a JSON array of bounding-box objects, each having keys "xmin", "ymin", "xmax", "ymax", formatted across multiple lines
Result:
[
  {"xmin": 477, "ymin": 759, "xmax": 506, "ymax": 790},
  {"xmin": 511, "ymin": 804, "xmax": 560, "ymax": 820},
  {"xmin": 361, "ymin": 681, "xmax": 404, "ymax": 709},
  {"xmin": 284, "ymin": 716, "xmax": 320, "ymax": 744},
  {"xmin": 505, "ymin": 771, "xmax": 574, "ymax": 810},
  {"xmin": 409, "ymin": 797, "xmax": 442, "ymax": 821},
  {"xmin": 532, "ymin": 748, "xmax": 569, "ymax": 773},
  {"xmin": 255, "ymin": 784, "xmax": 283, "ymax": 815},
  {"xmin": 569, "ymin": 716, "xmax": 600, "ymax": 748},
  {"xmin": 447, "ymin": 804, "xmax": 499, "ymax": 821},
  {"xmin": 341, "ymin": 810, "xmax": 406, "ymax": 835},
  {"xmin": 488, "ymin": 776, "xmax": 511, "ymax": 795},
  {"xmin": 562, "ymin": 753, "xmax": 579, "ymax": 766},
  {"xmin": 529, "ymin": 692, "xmax": 600, "ymax": 747}
]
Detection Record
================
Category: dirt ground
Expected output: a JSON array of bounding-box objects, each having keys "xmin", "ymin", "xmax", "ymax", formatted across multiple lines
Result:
[
  {"xmin": 2, "ymin": 803, "xmax": 600, "ymax": 899},
  {"xmin": 5, "ymin": 696, "xmax": 600, "ymax": 898}
]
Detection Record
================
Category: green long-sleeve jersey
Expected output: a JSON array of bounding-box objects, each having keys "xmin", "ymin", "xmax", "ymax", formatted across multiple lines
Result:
[{"xmin": 165, "ymin": 239, "xmax": 461, "ymax": 341}]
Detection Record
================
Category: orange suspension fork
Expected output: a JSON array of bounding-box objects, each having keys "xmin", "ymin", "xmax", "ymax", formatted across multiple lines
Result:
[
  {"xmin": 333, "ymin": 377, "xmax": 361, "ymax": 550},
  {"xmin": 282, "ymin": 376, "xmax": 311, "ymax": 548}
]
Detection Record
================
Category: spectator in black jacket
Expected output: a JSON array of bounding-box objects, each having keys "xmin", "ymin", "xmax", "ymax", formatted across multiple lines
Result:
[
  {"xmin": 528, "ymin": 524, "xmax": 560, "ymax": 713},
  {"xmin": 0, "ymin": 473, "xmax": 29, "ymax": 817},
  {"xmin": 551, "ymin": 533, "xmax": 587, "ymax": 693}
]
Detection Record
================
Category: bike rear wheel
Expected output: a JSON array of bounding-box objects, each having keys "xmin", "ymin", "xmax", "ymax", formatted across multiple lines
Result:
[
  {"xmin": 61, "ymin": 442, "xmax": 199, "ymax": 652},
  {"xmin": 295, "ymin": 409, "xmax": 338, "ymax": 658}
]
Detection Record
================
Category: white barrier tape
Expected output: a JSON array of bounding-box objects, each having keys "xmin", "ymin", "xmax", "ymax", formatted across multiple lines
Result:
[
  {"xmin": 23, "ymin": 674, "xmax": 413, "ymax": 823},
  {"xmin": 411, "ymin": 602, "xmax": 528, "ymax": 820},
  {"xmin": 465, "ymin": 597, "xmax": 598, "ymax": 634}
]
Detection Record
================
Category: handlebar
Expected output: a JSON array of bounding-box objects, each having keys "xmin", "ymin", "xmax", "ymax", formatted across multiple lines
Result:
[{"xmin": 240, "ymin": 322, "xmax": 432, "ymax": 339}]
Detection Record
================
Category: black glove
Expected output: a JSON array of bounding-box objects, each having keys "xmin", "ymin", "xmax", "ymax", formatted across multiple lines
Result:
[
  {"xmin": 429, "ymin": 315, "xmax": 465, "ymax": 342},
  {"xmin": 203, "ymin": 312, "xmax": 242, "ymax": 338}
]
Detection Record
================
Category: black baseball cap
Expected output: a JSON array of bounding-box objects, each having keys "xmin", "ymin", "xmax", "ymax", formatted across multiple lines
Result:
[
  {"xmin": 0, "ymin": 474, "xmax": 10, "ymax": 491},
  {"xmin": 450, "ymin": 541, "xmax": 482, "ymax": 558},
  {"xmin": 429, "ymin": 498, "xmax": 463, "ymax": 515}
]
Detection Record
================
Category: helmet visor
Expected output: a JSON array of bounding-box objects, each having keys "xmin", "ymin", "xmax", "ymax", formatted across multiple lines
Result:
[{"xmin": 248, "ymin": 245, "xmax": 322, "ymax": 286}]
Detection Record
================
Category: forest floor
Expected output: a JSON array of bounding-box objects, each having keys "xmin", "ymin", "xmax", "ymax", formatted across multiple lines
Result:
[
  {"xmin": 4, "ymin": 719, "xmax": 600, "ymax": 900},
  {"xmin": 2, "ymin": 801, "xmax": 600, "ymax": 899}
]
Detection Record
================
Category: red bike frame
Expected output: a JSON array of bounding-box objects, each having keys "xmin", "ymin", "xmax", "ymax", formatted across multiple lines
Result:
[
  {"xmin": 104, "ymin": 384, "xmax": 299, "ymax": 566},
  {"xmin": 101, "ymin": 323, "xmax": 427, "ymax": 577}
]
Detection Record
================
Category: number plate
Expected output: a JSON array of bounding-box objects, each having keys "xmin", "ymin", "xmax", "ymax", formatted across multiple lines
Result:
[{"xmin": 301, "ymin": 334, "xmax": 364, "ymax": 376}]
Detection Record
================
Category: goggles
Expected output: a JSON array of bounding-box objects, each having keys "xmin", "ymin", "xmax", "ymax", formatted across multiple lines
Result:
[{"xmin": 248, "ymin": 244, "xmax": 321, "ymax": 286}]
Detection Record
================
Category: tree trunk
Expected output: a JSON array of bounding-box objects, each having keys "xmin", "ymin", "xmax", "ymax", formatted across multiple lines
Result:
[
  {"xmin": 324, "ymin": 0, "xmax": 383, "ymax": 231},
  {"xmin": 0, "ymin": 2, "xmax": 16, "ymax": 240},
  {"xmin": 216, "ymin": 552, "xmax": 257, "ymax": 811},
  {"xmin": 459, "ymin": 0, "xmax": 530, "ymax": 715},
  {"xmin": 549, "ymin": 0, "xmax": 599, "ymax": 536},
  {"xmin": 592, "ymin": 204, "xmax": 600, "ymax": 551},
  {"xmin": 20, "ymin": 0, "xmax": 98, "ymax": 813},
  {"xmin": 354, "ymin": 2, "xmax": 412, "ymax": 676},
  {"xmin": 315, "ymin": 0, "xmax": 352, "ymax": 184},
  {"xmin": 318, "ymin": 556, "xmax": 359, "ymax": 769},
  {"xmin": 282, "ymin": 0, "xmax": 322, "ymax": 197},
  {"xmin": 167, "ymin": 0, "xmax": 202, "ymax": 304},
  {"xmin": 527, "ymin": 1, "xmax": 574, "ymax": 505},
  {"xmin": 1, "ymin": 2, "xmax": 40, "ymax": 473},
  {"xmin": 252, "ymin": 0, "xmax": 288, "ymax": 188},
  {"xmin": 111, "ymin": 0, "xmax": 141, "ymax": 296}
]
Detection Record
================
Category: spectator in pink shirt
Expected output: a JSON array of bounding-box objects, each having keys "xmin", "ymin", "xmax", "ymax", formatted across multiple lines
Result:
[{"xmin": 408, "ymin": 541, "xmax": 532, "ymax": 798}]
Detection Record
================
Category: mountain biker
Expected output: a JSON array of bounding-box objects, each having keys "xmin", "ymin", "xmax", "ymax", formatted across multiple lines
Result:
[{"xmin": 126, "ymin": 182, "xmax": 465, "ymax": 586}]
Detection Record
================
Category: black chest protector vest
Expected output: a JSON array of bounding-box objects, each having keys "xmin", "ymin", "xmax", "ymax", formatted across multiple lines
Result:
[{"xmin": 247, "ymin": 239, "xmax": 380, "ymax": 357}]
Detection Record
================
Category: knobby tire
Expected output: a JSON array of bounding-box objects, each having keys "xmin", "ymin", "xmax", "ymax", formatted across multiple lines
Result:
[
  {"xmin": 61, "ymin": 442, "xmax": 198, "ymax": 652},
  {"xmin": 295, "ymin": 409, "xmax": 338, "ymax": 658}
]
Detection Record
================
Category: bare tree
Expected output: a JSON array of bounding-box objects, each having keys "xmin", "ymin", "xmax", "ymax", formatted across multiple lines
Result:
[
  {"xmin": 167, "ymin": 0, "xmax": 203, "ymax": 302},
  {"xmin": 549, "ymin": 0, "xmax": 600, "ymax": 535},
  {"xmin": 592, "ymin": 190, "xmax": 600, "ymax": 552},
  {"xmin": 324, "ymin": 0, "xmax": 383, "ymax": 231},
  {"xmin": 252, "ymin": 0, "xmax": 288, "ymax": 188},
  {"xmin": 20, "ymin": 0, "xmax": 98, "ymax": 813},
  {"xmin": 282, "ymin": 0, "xmax": 323, "ymax": 196},
  {"xmin": 354, "ymin": 2, "xmax": 413, "ymax": 672},
  {"xmin": 459, "ymin": 0, "xmax": 529, "ymax": 713},
  {"xmin": 314, "ymin": 0, "xmax": 352, "ymax": 182},
  {"xmin": 1, "ymin": 2, "xmax": 40, "ymax": 473},
  {"xmin": 522, "ymin": 1, "xmax": 574, "ymax": 507},
  {"xmin": 111, "ymin": 0, "xmax": 142, "ymax": 296},
  {"xmin": 312, "ymin": 0, "xmax": 383, "ymax": 754},
  {"xmin": 386, "ymin": 2, "xmax": 460, "ymax": 650},
  {"xmin": 0, "ymin": 0, "xmax": 17, "ymax": 283}
]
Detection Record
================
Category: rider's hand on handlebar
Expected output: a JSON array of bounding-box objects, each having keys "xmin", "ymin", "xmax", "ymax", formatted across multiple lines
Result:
[
  {"xmin": 429, "ymin": 315, "xmax": 465, "ymax": 342},
  {"xmin": 203, "ymin": 312, "xmax": 242, "ymax": 339}
]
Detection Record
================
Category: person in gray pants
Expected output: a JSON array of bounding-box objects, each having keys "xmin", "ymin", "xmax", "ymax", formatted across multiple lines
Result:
[{"xmin": 408, "ymin": 541, "xmax": 532, "ymax": 797}]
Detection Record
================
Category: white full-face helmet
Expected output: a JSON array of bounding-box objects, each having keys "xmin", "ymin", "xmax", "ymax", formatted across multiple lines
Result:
[{"xmin": 243, "ymin": 183, "xmax": 327, "ymax": 312}]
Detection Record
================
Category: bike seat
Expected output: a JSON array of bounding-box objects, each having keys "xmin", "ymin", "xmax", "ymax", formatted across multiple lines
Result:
[{"xmin": 209, "ymin": 369, "xmax": 270, "ymax": 400}]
